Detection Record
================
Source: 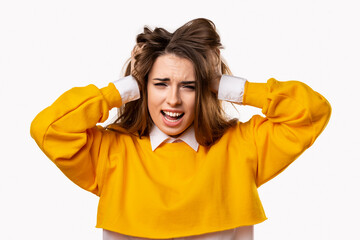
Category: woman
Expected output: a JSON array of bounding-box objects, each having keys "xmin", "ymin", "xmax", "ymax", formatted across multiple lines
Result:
[{"xmin": 30, "ymin": 18, "xmax": 331, "ymax": 239}]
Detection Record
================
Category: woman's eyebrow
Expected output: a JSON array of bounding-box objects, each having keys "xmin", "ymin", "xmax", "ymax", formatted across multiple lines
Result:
[
  {"xmin": 153, "ymin": 78, "xmax": 170, "ymax": 81},
  {"xmin": 152, "ymin": 78, "xmax": 195, "ymax": 84},
  {"xmin": 181, "ymin": 81, "xmax": 196, "ymax": 84}
]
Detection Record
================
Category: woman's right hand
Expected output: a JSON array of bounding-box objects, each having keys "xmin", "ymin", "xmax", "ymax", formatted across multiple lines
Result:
[{"xmin": 131, "ymin": 44, "xmax": 144, "ymax": 75}]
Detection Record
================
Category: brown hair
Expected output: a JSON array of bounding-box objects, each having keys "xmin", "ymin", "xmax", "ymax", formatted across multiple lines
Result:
[{"xmin": 107, "ymin": 18, "xmax": 237, "ymax": 146}]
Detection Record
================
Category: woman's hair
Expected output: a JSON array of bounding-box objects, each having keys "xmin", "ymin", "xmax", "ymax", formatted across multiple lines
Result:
[{"xmin": 107, "ymin": 18, "xmax": 237, "ymax": 146}]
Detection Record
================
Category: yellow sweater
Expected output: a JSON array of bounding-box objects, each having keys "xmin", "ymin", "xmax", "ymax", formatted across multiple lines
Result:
[{"xmin": 30, "ymin": 78, "xmax": 331, "ymax": 238}]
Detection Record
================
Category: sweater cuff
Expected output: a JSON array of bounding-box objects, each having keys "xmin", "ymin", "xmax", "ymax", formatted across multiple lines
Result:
[
  {"xmin": 100, "ymin": 83, "xmax": 123, "ymax": 109},
  {"xmin": 242, "ymin": 81, "xmax": 269, "ymax": 109},
  {"xmin": 218, "ymin": 75, "xmax": 247, "ymax": 103},
  {"xmin": 112, "ymin": 75, "xmax": 140, "ymax": 104}
]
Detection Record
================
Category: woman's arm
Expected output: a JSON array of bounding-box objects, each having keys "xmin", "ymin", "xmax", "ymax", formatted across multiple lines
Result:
[
  {"xmin": 217, "ymin": 75, "xmax": 331, "ymax": 186},
  {"xmin": 242, "ymin": 78, "xmax": 331, "ymax": 187},
  {"xmin": 30, "ymin": 78, "xmax": 139, "ymax": 195}
]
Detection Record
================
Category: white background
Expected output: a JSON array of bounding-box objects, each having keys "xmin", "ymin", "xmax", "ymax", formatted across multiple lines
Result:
[{"xmin": 1, "ymin": 0, "xmax": 359, "ymax": 239}]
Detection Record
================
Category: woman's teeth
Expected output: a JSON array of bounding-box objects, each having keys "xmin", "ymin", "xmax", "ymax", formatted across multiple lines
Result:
[
  {"xmin": 162, "ymin": 111, "xmax": 184, "ymax": 122},
  {"xmin": 163, "ymin": 111, "xmax": 182, "ymax": 117}
]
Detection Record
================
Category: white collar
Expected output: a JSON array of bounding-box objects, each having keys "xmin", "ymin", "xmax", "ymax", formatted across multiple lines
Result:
[{"xmin": 149, "ymin": 125, "xmax": 199, "ymax": 152}]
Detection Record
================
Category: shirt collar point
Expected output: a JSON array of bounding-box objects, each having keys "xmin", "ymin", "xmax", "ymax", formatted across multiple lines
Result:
[{"xmin": 149, "ymin": 125, "xmax": 198, "ymax": 152}]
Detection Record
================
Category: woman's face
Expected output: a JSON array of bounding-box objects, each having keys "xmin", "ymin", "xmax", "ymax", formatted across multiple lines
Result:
[{"xmin": 147, "ymin": 54, "xmax": 196, "ymax": 137}]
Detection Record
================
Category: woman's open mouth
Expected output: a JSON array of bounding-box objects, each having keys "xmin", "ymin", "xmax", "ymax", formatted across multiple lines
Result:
[{"xmin": 161, "ymin": 110, "xmax": 184, "ymax": 125}]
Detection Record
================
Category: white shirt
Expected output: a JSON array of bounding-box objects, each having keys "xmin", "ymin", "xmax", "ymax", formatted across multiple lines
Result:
[
  {"xmin": 103, "ymin": 226, "xmax": 253, "ymax": 240},
  {"xmin": 104, "ymin": 75, "xmax": 252, "ymax": 240}
]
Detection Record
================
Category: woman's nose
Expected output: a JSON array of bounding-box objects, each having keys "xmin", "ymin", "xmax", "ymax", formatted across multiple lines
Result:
[{"xmin": 166, "ymin": 88, "xmax": 182, "ymax": 106}]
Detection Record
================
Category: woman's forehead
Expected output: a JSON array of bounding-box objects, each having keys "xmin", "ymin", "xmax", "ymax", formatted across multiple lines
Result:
[{"xmin": 149, "ymin": 54, "xmax": 196, "ymax": 81}]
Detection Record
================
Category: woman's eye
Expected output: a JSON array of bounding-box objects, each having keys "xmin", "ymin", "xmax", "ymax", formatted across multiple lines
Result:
[
  {"xmin": 154, "ymin": 83, "xmax": 167, "ymax": 87},
  {"xmin": 183, "ymin": 85, "xmax": 195, "ymax": 90}
]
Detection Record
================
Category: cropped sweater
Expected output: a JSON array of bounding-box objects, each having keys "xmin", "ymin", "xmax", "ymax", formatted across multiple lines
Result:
[{"xmin": 30, "ymin": 78, "xmax": 331, "ymax": 238}]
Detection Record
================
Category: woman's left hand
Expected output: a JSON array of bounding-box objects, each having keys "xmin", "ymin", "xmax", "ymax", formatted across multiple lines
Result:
[{"xmin": 209, "ymin": 49, "xmax": 222, "ymax": 94}]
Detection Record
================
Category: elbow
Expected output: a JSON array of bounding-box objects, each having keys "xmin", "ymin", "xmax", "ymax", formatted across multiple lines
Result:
[
  {"xmin": 30, "ymin": 114, "xmax": 45, "ymax": 149},
  {"xmin": 324, "ymin": 99, "xmax": 332, "ymax": 124},
  {"xmin": 317, "ymin": 96, "xmax": 332, "ymax": 132},
  {"xmin": 309, "ymin": 97, "xmax": 332, "ymax": 145}
]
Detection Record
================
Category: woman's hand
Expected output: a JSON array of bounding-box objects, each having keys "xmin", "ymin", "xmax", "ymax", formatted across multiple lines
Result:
[
  {"xmin": 209, "ymin": 49, "xmax": 222, "ymax": 94},
  {"xmin": 131, "ymin": 44, "xmax": 144, "ymax": 75}
]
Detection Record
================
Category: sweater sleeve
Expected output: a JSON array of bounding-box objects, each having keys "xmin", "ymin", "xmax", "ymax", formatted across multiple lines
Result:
[
  {"xmin": 242, "ymin": 78, "xmax": 331, "ymax": 187},
  {"xmin": 30, "ymin": 83, "xmax": 124, "ymax": 195}
]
